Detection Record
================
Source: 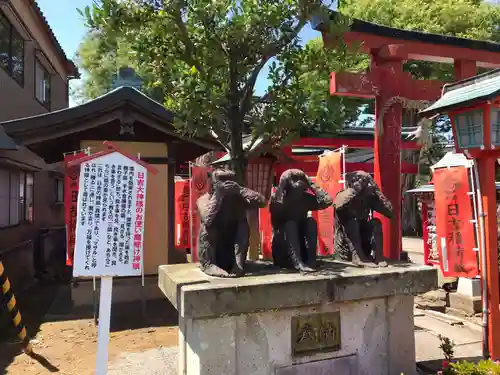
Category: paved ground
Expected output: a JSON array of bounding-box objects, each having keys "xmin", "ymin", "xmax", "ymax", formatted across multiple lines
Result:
[
  {"xmin": 414, "ymin": 309, "xmax": 482, "ymax": 372},
  {"xmin": 97, "ymin": 307, "xmax": 485, "ymax": 375},
  {"xmin": 108, "ymin": 347, "xmax": 178, "ymax": 375},
  {"xmin": 403, "ymin": 237, "xmax": 425, "ymax": 265}
]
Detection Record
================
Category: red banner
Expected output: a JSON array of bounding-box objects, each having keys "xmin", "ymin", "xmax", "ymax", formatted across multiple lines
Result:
[
  {"xmin": 190, "ymin": 166, "xmax": 211, "ymax": 262},
  {"xmin": 64, "ymin": 152, "xmax": 86, "ymax": 266},
  {"xmin": 315, "ymin": 151, "xmax": 343, "ymax": 256},
  {"xmin": 260, "ymin": 187, "xmax": 276, "ymax": 260},
  {"xmin": 174, "ymin": 179, "xmax": 190, "ymax": 249},
  {"xmin": 434, "ymin": 167, "xmax": 478, "ymax": 278}
]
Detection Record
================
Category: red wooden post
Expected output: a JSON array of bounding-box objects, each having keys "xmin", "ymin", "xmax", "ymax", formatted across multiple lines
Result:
[
  {"xmin": 454, "ymin": 60, "xmax": 477, "ymax": 80},
  {"xmin": 372, "ymin": 57, "xmax": 403, "ymax": 260},
  {"xmin": 421, "ymin": 199, "xmax": 430, "ymax": 265},
  {"xmin": 477, "ymin": 157, "xmax": 500, "ymax": 359}
]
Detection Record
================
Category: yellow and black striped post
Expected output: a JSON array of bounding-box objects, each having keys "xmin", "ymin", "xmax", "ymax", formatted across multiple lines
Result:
[{"xmin": 0, "ymin": 261, "xmax": 33, "ymax": 354}]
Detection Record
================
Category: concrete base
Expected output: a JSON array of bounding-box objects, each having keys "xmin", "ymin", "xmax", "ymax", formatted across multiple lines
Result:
[
  {"xmin": 448, "ymin": 293, "xmax": 481, "ymax": 316},
  {"xmin": 449, "ymin": 278, "xmax": 482, "ymax": 315},
  {"xmin": 457, "ymin": 277, "xmax": 481, "ymax": 297},
  {"xmin": 159, "ymin": 260, "xmax": 437, "ymax": 375},
  {"xmin": 71, "ymin": 275, "xmax": 164, "ymax": 310}
]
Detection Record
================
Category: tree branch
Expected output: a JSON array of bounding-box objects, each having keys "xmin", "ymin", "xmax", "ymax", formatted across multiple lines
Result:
[
  {"xmin": 239, "ymin": 57, "xmax": 269, "ymax": 116},
  {"xmin": 210, "ymin": 126, "xmax": 231, "ymax": 152},
  {"xmin": 169, "ymin": 3, "xmax": 202, "ymax": 71},
  {"xmin": 207, "ymin": 106, "xmax": 231, "ymax": 150},
  {"xmin": 255, "ymin": 69, "xmax": 294, "ymax": 106},
  {"xmin": 239, "ymin": 18, "xmax": 307, "ymax": 116},
  {"xmin": 199, "ymin": 14, "xmax": 229, "ymax": 57},
  {"xmin": 244, "ymin": 133, "xmax": 264, "ymax": 153}
]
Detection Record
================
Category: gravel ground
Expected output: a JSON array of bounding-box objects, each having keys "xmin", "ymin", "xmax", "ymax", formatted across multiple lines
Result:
[{"xmin": 109, "ymin": 347, "xmax": 179, "ymax": 375}]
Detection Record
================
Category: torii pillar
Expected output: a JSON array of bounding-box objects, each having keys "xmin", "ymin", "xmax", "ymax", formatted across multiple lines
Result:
[{"xmin": 331, "ymin": 47, "xmax": 444, "ymax": 259}]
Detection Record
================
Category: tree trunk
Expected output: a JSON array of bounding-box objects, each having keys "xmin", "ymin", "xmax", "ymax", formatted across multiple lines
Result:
[
  {"xmin": 228, "ymin": 116, "xmax": 261, "ymax": 260},
  {"xmin": 401, "ymin": 149, "xmax": 419, "ymax": 236},
  {"xmin": 247, "ymin": 209, "xmax": 260, "ymax": 260},
  {"xmin": 401, "ymin": 109, "xmax": 420, "ymax": 236},
  {"xmin": 229, "ymin": 117, "xmax": 247, "ymax": 185}
]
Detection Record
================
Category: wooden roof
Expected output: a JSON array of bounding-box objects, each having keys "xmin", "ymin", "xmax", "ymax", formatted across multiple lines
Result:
[
  {"xmin": 421, "ymin": 69, "xmax": 500, "ymax": 116},
  {"xmin": 1, "ymin": 86, "xmax": 220, "ymax": 163},
  {"xmin": 313, "ymin": 12, "xmax": 500, "ymax": 68}
]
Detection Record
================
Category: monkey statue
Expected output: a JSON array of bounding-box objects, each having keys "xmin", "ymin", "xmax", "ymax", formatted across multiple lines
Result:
[
  {"xmin": 196, "ymin": 169, "xmax": 266, "ymax": 277},
  {"xmin": 270, "ymin": 169, "xmax": 333, "ymax": 273},
  {"xmin": 333, "ymin": 171, "xmax": 393, "ymax": 267}
]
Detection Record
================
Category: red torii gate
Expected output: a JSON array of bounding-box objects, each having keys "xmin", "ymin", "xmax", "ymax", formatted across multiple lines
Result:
[{"xmin": 314, "ymin": 13, "xmax": 500, "ymax": 260}]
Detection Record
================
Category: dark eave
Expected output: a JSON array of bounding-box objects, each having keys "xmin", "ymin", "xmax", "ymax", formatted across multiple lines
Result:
[
  {"xmin": 312, "ymin": 11, "xmax": 500, "ymax": 54},
  {"xmin": 3, "ymin": 86, "xmax": 171, "ymax": 135}
]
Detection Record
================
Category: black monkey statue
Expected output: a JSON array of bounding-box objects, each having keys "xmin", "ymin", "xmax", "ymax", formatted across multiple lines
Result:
[
  {"xmin": 333, "ymin": 171, "xmax": 393, "ymax": 267},
  {"xmin": 196, "ymin": 169, "xmax": 267, "ymax": 277},
  {"xmin": 270, "ymin": 169, "xmax": 333, "ymax": 273}
]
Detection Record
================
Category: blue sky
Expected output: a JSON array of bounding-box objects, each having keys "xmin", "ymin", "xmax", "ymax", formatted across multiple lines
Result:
[{"xmin": 36, "ymin": 0, "xmax": 325, "ymax": 103}]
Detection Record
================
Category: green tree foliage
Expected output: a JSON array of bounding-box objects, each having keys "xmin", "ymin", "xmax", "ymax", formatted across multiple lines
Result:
[
  {"xmin": 341, "ymin": 0, "xmax": 500, "ymax": 182},
  {"xmin": 73, "ymin": 31, "xmax": 164, "ymax": 103},
  {"xmin": 341, "ymin": 0, "xmax": 500, "ymax": 42},
  {"xmin": 77, "ymin": 0, "xmax": 367, "ymax": 180}
]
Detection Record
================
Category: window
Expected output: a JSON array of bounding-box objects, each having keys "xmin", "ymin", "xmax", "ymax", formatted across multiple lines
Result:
[
  {"xmin": 35, "ymin": 59, "xmax": 50, "ymax": 107},
  {"xmin": 55, "ymin": 178, "xmax": 64, "ymax": 204},
  {"xmin": 0, "ymin": 169, "xmax": 34, "ymax": 227},
  {"xmin": 0, "ymin": 13, "xmax": 24, "ymax": 85},
  {"xmin": 454, "ymin": 110, "xmax": 484, "ymax": 149},
  {"xmin": 491, "ymin": 108, "xmax": 500, "ymax": 146}
]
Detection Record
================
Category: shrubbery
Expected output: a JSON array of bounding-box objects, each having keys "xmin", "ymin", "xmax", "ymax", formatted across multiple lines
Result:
[{"xmin": 436, "ymin": 335, "xmax": 500, "ymax": 375}]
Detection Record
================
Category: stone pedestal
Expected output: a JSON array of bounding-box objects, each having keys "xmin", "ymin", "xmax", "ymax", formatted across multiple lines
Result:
[{"xmin": 159, "ymin": 261, "xmax": 437, "ymax": 375}]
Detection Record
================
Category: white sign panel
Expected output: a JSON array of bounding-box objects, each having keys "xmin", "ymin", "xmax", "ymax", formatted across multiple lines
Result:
[{"xmin": 73, "ymin": 151, "xmax": 147, "ymax": 277}]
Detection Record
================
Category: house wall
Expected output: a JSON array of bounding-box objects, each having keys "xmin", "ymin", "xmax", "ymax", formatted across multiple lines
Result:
[
  {"xmin": 0, "ymin": 0, "xmax": 70, "ymax": 121},
  {"xmin": 80, "ymin": 140, "xmax": 170, "ymax": 275},
  {"xmin": 0, "ymin": 161, "xmax": 65, "ymax": 293},
  {"xmin": 0, "ymin": 166, "xmax": 63, "ymax": 248},
  {"xmin": 0, "ymin": 0, "xmax": 72, "ymax": 292}
]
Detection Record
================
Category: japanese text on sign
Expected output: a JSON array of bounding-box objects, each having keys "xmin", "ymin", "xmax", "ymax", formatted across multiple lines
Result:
[
  {"xmin": 73, "ymin": 152, "xmax": 147, "ymax": 277},
  {"xmin": 64, "ymin": 152, "xmax": 86, "ymax": 266},
  {"xmin": 291, "ymin": 312, "xmax": 341, "ymax": 356},
  {"xmin": 434, "ymin": 166, "xmax": 478, "ymax": 278}
]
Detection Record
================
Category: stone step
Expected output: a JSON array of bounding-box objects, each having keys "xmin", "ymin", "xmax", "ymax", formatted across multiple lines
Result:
[
  {"xmin": 415, "ymin": 296, "xmax": 447, "ymax": 313},
  {"xmin": 420, "ymin": 309, "xmax": 464, "ymax": 326}
]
